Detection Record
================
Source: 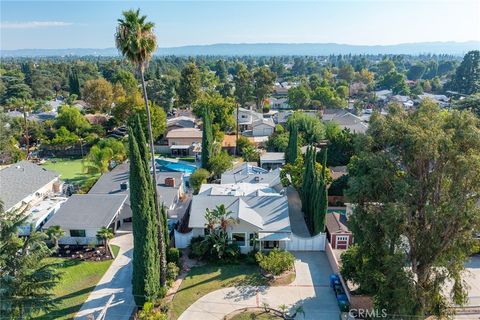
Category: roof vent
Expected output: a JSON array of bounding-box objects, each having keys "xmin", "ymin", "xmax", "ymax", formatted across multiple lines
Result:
[{"xmin": 120, "ymin": 182, "xmax": 129, "ymax": 190}]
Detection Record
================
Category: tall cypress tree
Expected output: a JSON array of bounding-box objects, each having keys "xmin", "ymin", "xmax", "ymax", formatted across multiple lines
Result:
[
  {"xmin": 161, "ymin": 203, "xmax": 169, "ymax": 248},
  {"xmin": 301, "ymin": 145, "xmax": 316, "ymax": 232},
  {"xmin": 133, "ymin": 115, "xmax": 167, "ymax": 287},
  {"xmin": 68, "ymin": 69, "xmax": 81, "ymax": 97},
  {"xmin": 201, "ymin": 109, "xmax": 213, "ymax": 170},
  {"xmin": 285, "ymin": 123, "xmax": 298, "ymax": 164},
  {"xmin": 313, "ymin": 147, "xmax": 328, "ymax": 234},
  {"xmin": 129, "ymin": 122, "xmax": 160, "ymax": 306}
]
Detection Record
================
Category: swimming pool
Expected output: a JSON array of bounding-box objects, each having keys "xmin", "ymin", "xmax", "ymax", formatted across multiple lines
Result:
[{"xmin": 155, "ymin": 159, "xmax": 197, "ymax": 175}]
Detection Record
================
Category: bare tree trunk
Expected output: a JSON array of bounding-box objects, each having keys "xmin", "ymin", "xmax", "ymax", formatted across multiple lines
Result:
[
  {"xmin": 140, "ymin": 67, "xmax": 167, "ymax": 287},
  {"xmin": 236, "ymin": 103, "xmax": 239, "ymax": 156}
]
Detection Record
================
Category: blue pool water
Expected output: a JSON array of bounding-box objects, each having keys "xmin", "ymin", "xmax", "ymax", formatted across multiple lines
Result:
[{"xmin": 155, "ymin": 159, "xmax": 197, "ymax": 175}]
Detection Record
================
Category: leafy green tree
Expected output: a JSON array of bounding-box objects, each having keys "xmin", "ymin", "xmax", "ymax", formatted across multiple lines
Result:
[
  {"xmin": 96, "ymin": 227, "xmax": 115, "ymax": 258},
  {"xmin": 49, "ymin": 126, "xmax": 79, "ymax": 146},
  {"xmin": 190, "ymin": 168, "xmax": 210, "ymax": 194},
  {"xmin": 253, "ymin": 66, "xmax": 275, "ymax": 110},
  {"xmin": 379, "ymin": 70, "xmax": 410, "ymax": 95},
  {"xmin": 376, "ymin": 60, "xmax": 396, "ymax": 78},
  {"xmin": 343, "ymin": 101, "xmax": 480, "ymax": 316},
  {"xmin": 194, "ymin": 92, "xmax": 235, "ymax": 133},
  {"xmin": 55, "ymin": 105, "xmax": 91, "ymax": 133},
  {"xmin": 337, "ymin": 64, "xmax": 355, "ymax": 83},
  {"xmin": 326, "ymin": 128, "xmax": 355, "ymax": 166},
  {"xmin": 204, "ymin": 204, "xmax": 236, "ymax": 259},
  {"xmin": 83, "ymin": 145, "xmax": 114, "ymax": 174},
  {"xmin": 0, "ymin": 206, "xmax": 59, "ymax": 319},
  {"xmin": 82, "ymin": 78, "xmax": 114, "ymax": 113},
  {"xmin": 287, "ymin": 111, "xmax": 325, "ymax": 144},
  {"xmin": 449, "ymin": 50, "xmax": 480, "ymax": 94},
  {"xmin": 407, "ymin": 63, "xmax": 426, "ymax": 81},
  {"xmin": 112, "ymin": 69, "xmax": 138, "ymax": 94},
  {"xmin": 46, "ymin": 225, "xmax": 64, "ymax": 253},
  {"xmin": 234, "ymin": 63, "xmax": 253, "ymax": 108},
  {"xmin": 241, "ymin": 144, "xmax": 259, "ymax": 162},
  {"xmin": 178, "ymin": 63, "xmax": 201, "ymax": 108},
  {"xmin": 214, "ymin": 59, "xmax": 228, "ymax": 82},
  {"xmin": 116, "ymin": 10, "xmax": 167, "ymax": 287},
  {"xmin": 266, "ymin": 130, "xmax": 289, "ymax": 152},
  {"xmin": 453, "ymin": 93, "xmax": 480, "ymax": 117},
  {"xmin": 288, "ymin": 85, "xmax": 311, "ymax": 109},
  {"xmin": 146, "ymin": 76, "xmax": 177, "ymax": 112},
  {"xmin": 97, "ymin": 137, "xmax": 127, "ymax": 162},
  {"xmin": 208, "ymin": 151, "xmax": 233, "ymax": 179},
  {"xmin": 128, "ymin": 120, "xmax": 161, "ymax": 305}
]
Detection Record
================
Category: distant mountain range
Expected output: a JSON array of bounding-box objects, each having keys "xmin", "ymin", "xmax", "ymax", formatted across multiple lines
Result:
[{"xmin": 2, "ymin": 41, "xmax": 479, "ymax": 57}]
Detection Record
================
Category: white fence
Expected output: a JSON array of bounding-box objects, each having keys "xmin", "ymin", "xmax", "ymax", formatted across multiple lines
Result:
[
  {"xmin": 286, "ymin": 232, "xmax": 326, "ymax": 251},
  {"xmin": 174, "ymin": 230, "xmax": 193, "ymax": 249}
]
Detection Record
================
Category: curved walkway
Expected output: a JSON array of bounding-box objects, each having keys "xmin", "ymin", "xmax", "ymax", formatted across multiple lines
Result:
[
  {"xmin": 178, "ymin": 252, "xmax": 340, "ymax": 320},
  {"xmin": 75, "ymin": 229, "xmax": 134, "ymax": 320}
]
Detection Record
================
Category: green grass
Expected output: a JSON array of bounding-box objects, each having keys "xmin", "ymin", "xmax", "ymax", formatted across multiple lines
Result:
[
  {"xmin": 42, "ymin": 158, "xmax": 100, "ymax": 188},
  {"xmin": 169, "ymin": 264, "xmax": 266, "ymax": 319},
  {"xmin": 33, "ymin": 245, "xmax": 119, "ymax": 320},
  {"xmin": 230, "ymin": 311, "xmax": 282, "ymax": 320}
]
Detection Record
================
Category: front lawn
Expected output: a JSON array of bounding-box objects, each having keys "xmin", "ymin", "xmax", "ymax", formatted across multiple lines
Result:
[
  {"xmin": 33, "ymin": 245, "xmax": 119, "ymax": 320},
  {"xmin": 230, "ymin": 310, "xmax": 282, "ymax": 320},
  {"xmin": 169, "ymin": 264, "xmax": 267, "ymax": 319},
  {"xmin": 42, "ymin": 158, "xmax": 100, "ymax": 188}
]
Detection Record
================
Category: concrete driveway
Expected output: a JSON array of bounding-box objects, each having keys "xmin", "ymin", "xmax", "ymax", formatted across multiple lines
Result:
[
  {"xmin": 178, "ymin": 251, "xmax": 339, "ymax": 320},
  {"xmin": 287, "ymin": 186, "xmax": 310, "ymax": 237},
  {"xmin": 75, "ymin": 228, "xmax": 134, "ymax": 320}
]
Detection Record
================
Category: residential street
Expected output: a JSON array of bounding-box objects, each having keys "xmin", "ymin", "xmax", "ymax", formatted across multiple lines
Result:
[
  {"xmin": 75, "ymin": 227, "xmax": 134, "ymax": 320},
  {"xmin": 178, "ymin": 252, "xmax": 339, "ymax": 320}
]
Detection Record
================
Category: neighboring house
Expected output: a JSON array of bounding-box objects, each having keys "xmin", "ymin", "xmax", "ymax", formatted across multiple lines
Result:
[
  {"xmin": 417, "ymin": 93, "xmax": 450, "ymax": 108},
  {"xmin": 273, "ymin": 83, "xmax": 290, "ymax": 97},
  {"xmin": 167, "ymin": 116, "xmax": 196, "ymax": 130},
  {"xmin": 259, "ymin": 152, "xmax": 285, "ymax": 170},
  {"xmin": 221, "ymin": 163, "xmax": 282, "ymax": 188},
  {"xmin": 221, "ymin": 135, "xmax": 255, "ymax": 155},
  {"xmin": 274, "ymin": 110, "xmax": 294, "ymax": 125},
  {"xmin": 188, "ymin": 182, "xmax": 291, "ymax": 253},
  {"xmin": 321, "ymin": 109, "xmax": 369, "ymax": 134},
  {"xmin": 88, "ymin": 162, "xmax": 185, "ymax": 220},
  {"xmin": 42, "ymin": 194, "xmax": 127, "ymax": 245},
  {"xmin": 235, "ymin": 107, "xmax": 275, "ymax": 137},
  {"xmin": 269, "ymin": 97, "xmax": 290, "ymax": 110},
  {"xmin": 0, "ymin": 160, "xmax": 62, "ymax": 212},
  {"xmin": 18, "ymin": 197, "xmax": 68, "ymax": 236},
  {"xmin": 390, "ymin": 95, "xmax": 414, "ymax": 109},
  {"xmin": 165, "ymin": 128, "xmax": 202, "ymax": 156},
  {"xmin": 374, "ymin": 89, "xmax": 392, "ymax": 102},
  {"xmin": 326, "ymin": 212, "xmax": 353, "ymax": 250}
]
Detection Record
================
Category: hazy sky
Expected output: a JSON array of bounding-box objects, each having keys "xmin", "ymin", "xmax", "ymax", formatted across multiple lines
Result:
[{"xmin": 1, "ymin": 0, "xmax": 479, "ymax": 50}]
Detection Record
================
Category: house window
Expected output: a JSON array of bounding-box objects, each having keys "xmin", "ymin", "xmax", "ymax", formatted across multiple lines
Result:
[
  {"xmin": 231, "ymin": 233, "xmax": 246, "ymax": 247},
  {"xmin": 337, "ymin": 236, "xmax": 348, "ymax": 242},
  {"xmin": 249, "ymin": 233, "xmax": 256, "ymax": 247},
  {"xmin": 264, "ymin": 241, "xmax": 279, "ymax": 249},
  {"xmin": 70, "ymin": 229, "xmax": 86, "ymax": 237}
]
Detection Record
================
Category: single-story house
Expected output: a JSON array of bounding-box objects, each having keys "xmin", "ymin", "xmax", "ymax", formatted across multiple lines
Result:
[
  {"xmin": 18, "ymin": 197, "xmax": 68, "ymax": 236},
  {"xmin": 259, "ymin": 152, "xmax": 285, "ymax": 170},
  {"xmin": 321, "ymin": 109, "xmax": 369, "ymax": 134},
  {"xmin": 43, "ymin": 194, "xmax": 127, "ymax": 245},
  {"xmin": 167, "ymin": 116, "xmax": 196, "ymax": 130},
  {"xmin": 326, "ymin": 212, "xmax": 353, "ymax": 250},
  {"xmin": 165, "ymin": 128, "xmax": 202, "ymax": 156},
  {"xmin": 269, "ymin": 97, "xmax": 290, "ymax": 110},
  {"xmin": 88, "ymin": 162, "xmax": 185, "ymax": 220},
  {"xmin": 0, "ymin": 160, "xmax": 62, "ymax": 212},
  {"xmin": 188, "ymin": 183, "xmax": 291, "ymax": 253}
]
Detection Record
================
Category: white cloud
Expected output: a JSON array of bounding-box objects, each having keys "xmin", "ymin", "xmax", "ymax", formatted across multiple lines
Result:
[{"xmin": 0, "ymin": 21, "xmax": 73, "ymax": 29}]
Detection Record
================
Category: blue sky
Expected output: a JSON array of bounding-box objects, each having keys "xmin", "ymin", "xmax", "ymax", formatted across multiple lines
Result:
[{"xmin": 1, "ymin": 0, "xmax": 479, "ymax": 50}]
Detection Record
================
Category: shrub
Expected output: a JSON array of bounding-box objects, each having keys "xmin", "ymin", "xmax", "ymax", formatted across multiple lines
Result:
[
  {"xmin": 190, "ymin": 169, "xmax": 210, "ymax": 194},
  {"xmin": 167, "ymin": 262, "xmax": 180, "ymax": 282},
  {"xmin": 188, "ymin": 236, "xmax": 208, "ymax": 259},
  {"xmin": 255, "ymin": 248, "xmax": 295, "ymax": 276},
  {"xmin": 167, "ymin": 247, "xmax": 181, "ymax": 267},
  {"xmin": 138, "ymin": 302, "xmax": 168, "ymax": 320}
]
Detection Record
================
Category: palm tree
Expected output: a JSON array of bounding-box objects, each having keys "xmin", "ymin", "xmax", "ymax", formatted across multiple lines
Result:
[
  {"xmin": 96, "ymin": 227, "xmax": 115, "ymax": 258},
  {"xmin": 46, "ymin": 225, "xmax": 64, "ymax": 253},
  {"xmin": 82, "ymin": 145, "xmax": 113, "ymax": 174},
  {"xmin": 115, "ymin": 8, "xmax": 167, "ymax": 286}
]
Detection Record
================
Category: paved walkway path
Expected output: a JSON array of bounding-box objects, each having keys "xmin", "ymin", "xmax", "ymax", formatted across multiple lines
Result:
[
  {"xmin": 286, "ymin": 186, "xmax": 311, "ymax": 237},
  {"xmin": 75, "ymin": 229, "xmax": 134, "ymax": 320},
  {"xmin": 178, "ymin": 252, "xmax": 339, "ymax": 320}
]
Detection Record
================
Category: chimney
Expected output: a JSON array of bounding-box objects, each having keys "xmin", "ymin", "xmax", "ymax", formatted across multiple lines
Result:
[
  {"xmin": 120, "ymin": 182, "xmax": 128, "ymax": 190},
  {"xmin": 164, "ymin": 177, "xmax": 175, "ymax": 188}
]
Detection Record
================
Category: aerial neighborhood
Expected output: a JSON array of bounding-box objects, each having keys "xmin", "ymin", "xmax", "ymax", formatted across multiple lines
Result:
[{"xmin": 1, "ymin": 2, "xmax": 480, "ymax": 320}]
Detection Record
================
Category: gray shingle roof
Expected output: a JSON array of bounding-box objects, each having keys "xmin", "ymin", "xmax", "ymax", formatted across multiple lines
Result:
[
  {"xmin": 189, "ymin": 194, "xmax": 290, "ymax": 233},
  {"xmin": 43, "ymin": 194, "xmax": 127, "ymax": 230},
  {"xmin": 88, "ymin": 162, "xmax": 183, "ymax": 209},
  {"xmin": 0, "ymin": 161, "xmax": 59, "ymax": 211}
]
